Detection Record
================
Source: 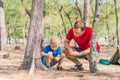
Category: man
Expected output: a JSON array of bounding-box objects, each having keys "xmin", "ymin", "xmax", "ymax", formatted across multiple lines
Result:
[{"xmin": 63, "ymin": 20, "xmax": 100, "ymax": 70}]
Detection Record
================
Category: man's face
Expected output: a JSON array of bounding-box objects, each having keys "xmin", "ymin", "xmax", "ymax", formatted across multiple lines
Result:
[
  {"xmin": 73, "ymin": 27, "xmax": 82, "ymax": 37},
  {"xmin": 50, "ymin": 43, "xmax": 58, "ymax": 50}
]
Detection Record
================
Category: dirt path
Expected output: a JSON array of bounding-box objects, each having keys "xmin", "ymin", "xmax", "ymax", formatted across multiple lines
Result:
[{"xmin": 0, "ymin": 44, "xmax": 120, "ymax": 80}]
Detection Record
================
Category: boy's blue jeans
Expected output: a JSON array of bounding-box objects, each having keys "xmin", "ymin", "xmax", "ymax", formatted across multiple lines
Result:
[{"xmin": 41, "ymin": 57, "xmax": 57, "ymax": 68}]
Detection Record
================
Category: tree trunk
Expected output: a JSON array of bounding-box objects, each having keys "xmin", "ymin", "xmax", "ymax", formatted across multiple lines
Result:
[
  {"xmin": 106, "ymin": 22, "xmax": 110, "ymax": 47},
  {"xmin": 90, "ymin": 0, "xmax": 94, "ymax": 16},
  {"xmin": 84, "ymin": 0, "xmax": 90, "ymax": 26},
  {"xmin": 14, "ymin": 21, "xmax": 17, "ymax": 44},
  {"xmin": 18, "ymin": 0, "xmax": 47, "ymax": 71},
  {"xmin": 114, "ymin": 0, "xmax": 119, "ymax": 45},
  {"xmin": 57, "ymin": 6, "xmax": 67, "ymax": 34},
  {"xmin": 75, "ymin": 0, "xmax": 83, "ymax": 19},
  {"xmin": 0, "ymin": 0, "xmax": 7, "ymax": 50},
  {"xmin": 105, "ymin": 2, "xmax": 110, "ymax": 47},
  {"xmin": 61, "ymin": 5, "xmax": 72, "ymax": 27},
  {"xmin": 89, "ymin": 0, "xmax": 100, "ymax": 73}
]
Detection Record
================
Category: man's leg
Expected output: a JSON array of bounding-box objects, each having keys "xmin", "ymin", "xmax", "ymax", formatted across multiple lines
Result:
[
  {"xmin": 62, "ymin": 47, "xmax": 84, "ymax": 70},
  {"xmin": 65, "ymin": 52, "xmax": 81, "ymax": 65},
  {"xmin": 62, "ymin": 47, "xmax": 81, "ymax": 65}
]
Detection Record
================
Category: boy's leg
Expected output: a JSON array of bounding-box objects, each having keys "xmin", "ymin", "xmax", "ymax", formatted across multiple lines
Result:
[
  {"xmin": 56, "ymin": 53, "xmax": 65, "ymax": 70},
  {"xmin": 46, "ymin": 57, "xmax": 51, "ymax": 67},
  {"xmin": 57, "ymin": 53, "xmax": 65, "ymax": 67},
  {"xmin": 46, "ymin": 51, "xmax": 56, "ymax": 69},
  {"xmin": 41, "ymin": 56, "xmax": 57, "ymax": 69},
  {"xmin": 43, "ymin": 51, "xmax": 53, "ymax": 68}
]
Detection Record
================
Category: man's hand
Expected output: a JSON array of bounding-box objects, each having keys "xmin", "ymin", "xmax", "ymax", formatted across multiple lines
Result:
[
  {"xmin": 69, "ymin": 51, "xmax": 78, "ymax": 56},
  {"xmin": 69, "ymin": 51, "xmax": 82, "ymax": 56}
]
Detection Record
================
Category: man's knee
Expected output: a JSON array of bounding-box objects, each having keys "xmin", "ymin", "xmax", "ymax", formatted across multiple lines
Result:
[
  {"xmin": 61, "ymin": 53, "xmax": 65, "ymax": 57},
  {"xmin": 62, "ymin": 48, "xmax": 69, "ymax": 55}
]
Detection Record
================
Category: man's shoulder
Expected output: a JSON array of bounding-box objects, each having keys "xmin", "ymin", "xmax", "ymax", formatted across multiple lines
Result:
[
  {"xmin": 69, "ymin": 27, "xmax": 73, "ymax": 31},
  {"xmin": 85, "ymin": 26, "xmax": 92, "ymax": 31},
  {"xmin": 66, "ymin": 27, "xmax": 74, "ymax": 36},
  {"xmin": 85, "ymin": 26, "xmax": 92, "ymax": 29}
]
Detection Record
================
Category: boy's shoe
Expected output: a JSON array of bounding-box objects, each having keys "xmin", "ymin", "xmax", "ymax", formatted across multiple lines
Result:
[
  {"xmin": 57, "ymin": 66, "xmax": 64, "ymax": 71},
  {"xmin": 46, "ymin": 66, "xmax": 52, "ymax": 70},
  {"xmin": 71, "ymin": 64, "xmax": 84, "ymax": 71}
]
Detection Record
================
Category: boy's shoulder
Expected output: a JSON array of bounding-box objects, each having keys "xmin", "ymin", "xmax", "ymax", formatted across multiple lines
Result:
[
  {"xmin": 57, "ymin": 46, "xmax": 61, "ymax": 49},
  {"xmin": 45, "ymin": 44, "xmax": 50, "ymax": 47},
  {"xmin": 43, "ymin": 44, "xmax": 51, "ymax": 49}
]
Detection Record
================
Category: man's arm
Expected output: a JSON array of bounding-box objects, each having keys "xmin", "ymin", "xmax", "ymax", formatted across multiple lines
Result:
[
  {"xmin": 70, "ymin": 48, "xmax": 90, "ymax": 56},
  {"xmin": 64, "ymin": 38, "xmax": 90, "ymax": 56},
  {"xmin": 64, "ymin": 38, "xmax": 72, "ymax": 52},
  {"xmin": 79, "ymin": 48, "xmax": 90, "ymax": 56}
]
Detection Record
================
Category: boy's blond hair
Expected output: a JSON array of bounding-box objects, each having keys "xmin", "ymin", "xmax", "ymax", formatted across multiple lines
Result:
[{"xmin": 50, "ymin": 36, "xmax": 60, "ymax": 45}]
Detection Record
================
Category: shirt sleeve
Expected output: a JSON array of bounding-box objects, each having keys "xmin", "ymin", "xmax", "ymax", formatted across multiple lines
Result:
[
  {"xmin": 66, "ymin": 28, "xmax": 73, "ymax": 41},
  {"xmin": 42, "ymin": 45, "xmax": 50, "ymax": 53},
  {"xmin": 57, "ymin": 47, "xmax": 61, "ymax": 55}
]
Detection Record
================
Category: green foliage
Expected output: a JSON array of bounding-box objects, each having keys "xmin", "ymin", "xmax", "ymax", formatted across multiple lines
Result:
[
  {"xmin": 4, "ymin": 0, "xmax": 31, "ymax": 39},
  {"xmin": 3, "ymin": 0, "xmax": 120, "ymax": 40}
]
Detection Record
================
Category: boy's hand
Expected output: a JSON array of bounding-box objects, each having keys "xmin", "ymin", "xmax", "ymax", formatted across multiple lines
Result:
[
  {"xmin": 54, "ymin": 56, "xmax": 60, "ymax": 61},
  {"xmin": 47, "ymin": 52, "xmax": 53, "ymax": 59}
]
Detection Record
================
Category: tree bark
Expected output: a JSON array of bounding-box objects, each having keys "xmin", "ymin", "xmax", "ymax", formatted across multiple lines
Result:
[
  {"xmin": 57, "ymin": 6, "xmax": 67, "ymax": 34},
  {"xmin": 105, "ymin": 2, "xmax": 110, "ymax": 47},
  {"xmin": 89, "ymin": 0, "xmax": 100, "ymax": 73},
  {"xmin": 0, "ymin": 0, "xmax": 7, "ymax": 50},
  {"xmin": 18, "ymin": 0, "xmax": 47, "ymax": 71},
  {"xmin": 84, "ymin": 0, "xmax": 90, "ymax": 26},
  {"xmin": 114, "ymin": 0, "xmax": 119, "ymax": 45},
  {"xmin": 61, "ymin": 5, "xmax": 72, "ymax": 27}
]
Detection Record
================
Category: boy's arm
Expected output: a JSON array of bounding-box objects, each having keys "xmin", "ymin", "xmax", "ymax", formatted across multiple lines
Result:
[
  {"xmin": 53, "ymin": 55, "xmax": 60, "ymax": 61},
  {"xmin": 40, "ymin": 52, "xmax": 53, "ymax": 59},
  {"xmin": 40, "ymin": 52, "xmax": 48, "ymax": 56}
]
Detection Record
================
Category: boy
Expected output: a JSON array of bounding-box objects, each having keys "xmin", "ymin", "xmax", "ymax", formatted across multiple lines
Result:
[{"xmin": 40, "ymin": 36, "xmax": 65, "ymax": 70}]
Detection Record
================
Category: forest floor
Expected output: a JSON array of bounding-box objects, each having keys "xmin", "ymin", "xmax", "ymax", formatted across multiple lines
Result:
[{"xmin": 0, "ymin": 44, "xmax": 120, "ymax": 80}]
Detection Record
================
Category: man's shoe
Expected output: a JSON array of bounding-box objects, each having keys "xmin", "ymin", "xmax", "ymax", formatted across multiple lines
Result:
[
  {"xmin": 71, "ymin": 64, "xmax": 84, "ymax": 70},
  {"xmin": 57, "ymin": 66, "xmax": 64, "ymax": 71}
]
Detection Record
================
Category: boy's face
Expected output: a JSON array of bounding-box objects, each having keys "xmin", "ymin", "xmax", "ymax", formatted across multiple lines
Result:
[{"xmin": 50, "ymin": 43, "xmax": 58, "ymax": 50}]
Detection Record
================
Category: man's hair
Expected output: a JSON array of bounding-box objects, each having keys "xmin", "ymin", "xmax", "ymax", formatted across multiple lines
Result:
[
  {"xmin": 74, "ymin": 20, "xmax": 85, "ymax": 31},
  {"xmin": 50, "ymin": 36, "xmax": 60, "ymax": 45}
]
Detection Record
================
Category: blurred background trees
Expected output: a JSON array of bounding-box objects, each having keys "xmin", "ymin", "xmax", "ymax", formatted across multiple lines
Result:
[{"xmin": 1, "ymin": 0, "xmax": 120, "ymax": 46}]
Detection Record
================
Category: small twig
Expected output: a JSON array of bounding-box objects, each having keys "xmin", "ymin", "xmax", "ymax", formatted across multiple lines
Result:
[{"xmin": 21, "ymin": 0, "xmax": 31, "ymax": 17}]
